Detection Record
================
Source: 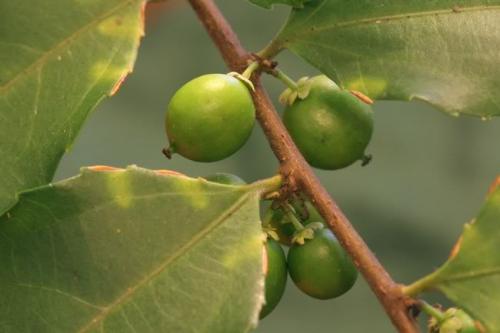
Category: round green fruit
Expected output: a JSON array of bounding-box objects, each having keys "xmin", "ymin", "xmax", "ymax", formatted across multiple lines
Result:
[
  {"xmin": 204, "ymin": 173, "xmax": 246, "ymax": 185},
  {"xmin": 165, "ymin": 74, "xmax": 255, "ymax": 162},
  {"xmin": 440, "ymin": 309, "xmax": 481, "ymax": 333},
  {"xmin": 283, "ymin": 75, "xmax": 374, "ymax": 170},
  {"xmin": 454, "ymin": 310, "xmax": 480, "ymax": 333},
  {"xmin": 287, "ymin": 228, "xmax": 357, "ymax": 299},
  {"xmin": 260, "ymin": 238, "xmax": 287, "ymax": 319},
  {"xmin": 268, "ymin": 201, "xmax": 324, "ymax": 246}
]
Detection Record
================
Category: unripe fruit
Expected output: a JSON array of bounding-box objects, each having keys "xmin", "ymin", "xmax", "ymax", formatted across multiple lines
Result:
[
  {"xmin": 165, "ymin": 74, "xmax": 255, "ymax": 162},
  {"xmin": 283, "ymin": 75, "xmax": 373, "ymax": 170},
  {"xmin": 452, "ymin": 309, "xmax": 481, "ymax": 333},
  {"xmin": 433, "ymin": 309, "xmax": 481, "ymax": 333},
  {"xmin": 268, "ymin": 201, "xmax": 325, "ymax": 246},
  {"xmin": 260, "ymin": 238, "xmax": 287, "ymax": 319},
  {"xmin": 287, "ymin": 228, "xmax": 358, "ymax": 299}
]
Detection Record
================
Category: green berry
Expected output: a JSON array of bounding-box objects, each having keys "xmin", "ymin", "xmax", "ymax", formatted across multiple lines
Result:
[
  {"xmin": 436, "ymin": 309, "xmax": 481, "ymax": 333},
  {"xmin": 287, "ymin": 228, "xmax": 358, "ymax": 299},
  {"xmin": 283, "ymin": 75, "xmax": 373, "ymax": 170},
  {"xmin": 260, "ymin": 238, "xmax": 287, "ymax": 319},
  {"xmin": 165, "ymin": 74, "xmax": 255, "ymax": 162}
]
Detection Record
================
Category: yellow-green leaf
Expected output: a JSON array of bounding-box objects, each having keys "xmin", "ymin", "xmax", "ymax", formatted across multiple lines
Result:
[
  {"xmin": 274, "ymin": 1, "xmax": 500, "ymax": 118},
  {"xmin": 249, "ymin": 0, "xmax": 311, "ymax": 9},
  {"xmin": 0, "ymin": 166, "xmax": 269, "ymax": 332},
  {"xmin": 0, "ymin": 0, "xmax": 145, "ymax": 215},
  {"xmin": 405, "ymin": 177, "xmax": 500, "ymax": 332}
]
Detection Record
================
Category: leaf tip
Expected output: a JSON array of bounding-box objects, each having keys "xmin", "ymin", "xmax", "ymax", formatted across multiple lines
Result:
[
  {"xmin": 109, "ymin": 74, "xmax": 128, "ymax": 96},
  {"xmin": 87, "ymin": 165, "xmax": 125, "ymax": 172},
  {"xmin": 108, "ymin": 0, "xmax": 147, "ymax": 97},
  {"xmin": 154, "ymin": 169, "xmax": 187, "ymax": 177},
  {"xmin": 449, "ymin": 235, "xmax": 463, "ymax": 260},
  {"xmin": 350, "ymin": 90, "xmax": 374, "ymax": 105},
  {"xmin": 487, "ymin": 176, "xmax": 500, "ymax": 196},
  {"xmin": 475, "ymin": 320, "xmax": 487, "ymax": 333}
]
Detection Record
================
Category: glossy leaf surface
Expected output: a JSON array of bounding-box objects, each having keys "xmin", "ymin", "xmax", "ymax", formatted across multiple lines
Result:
[
  {"xmin": 0, "ymin": 0, "xmax": 145, "ymax": 215},
  {"xmin": 276, "ymin": 1, "xmax": 500, "ymax": 117},
  {"xmin": 0, "ymin": 166, "xmax": 266, "ymax": 332},
  {"xmin": 249, "ymin": 0, "xmax": 311, "ymax": 9}
]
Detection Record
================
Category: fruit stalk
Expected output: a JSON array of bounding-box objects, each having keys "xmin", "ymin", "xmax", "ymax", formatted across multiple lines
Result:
[
  {"xmin": 186, "ymin": 0, "xmax": 418, "ymax": 332},
  {"xmin": 273, "ymin": 69, "xmax": 298, "ymax": 90},
  {"xmin": 282, "ymin": 203, "xmax": 305, "ymax": 231},
  {"xmin": 242, "ymin": 61, "xmax": 261, "ymax": 80},
  {"xmin": 419, "ymin": 301, "xmax": 446, "ymax": 322}
]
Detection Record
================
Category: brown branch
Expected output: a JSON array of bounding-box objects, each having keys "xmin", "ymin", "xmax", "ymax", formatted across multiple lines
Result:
[{"xmin": 187, "ymin": 0, "xmax": 418, "ymax": 331}]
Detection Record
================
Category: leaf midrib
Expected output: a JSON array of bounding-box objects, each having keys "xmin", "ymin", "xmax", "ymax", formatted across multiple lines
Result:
[
  {"xmin": 284, "ymin": 5, "xmax": 500, "ymax": 41},
  {"xmin": 439, "ymin": 266, "xmax": 500, "ymax": 284},
  {"xmin": 0, "ymin": 0, "xmax": 136, "ymax": 94},
  {"xmin": 77, "ymin": 192, "xmax": 255, "ymax": 332}
]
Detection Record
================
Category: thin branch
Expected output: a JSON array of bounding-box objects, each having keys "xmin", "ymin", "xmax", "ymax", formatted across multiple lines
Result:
[{"xmin": 187, "ymin": 0, "xmax": 418, "ymax": 332}]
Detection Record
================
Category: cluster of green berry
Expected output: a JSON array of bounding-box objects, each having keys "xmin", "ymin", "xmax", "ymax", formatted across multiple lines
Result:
[
  {"xmin": 203, "ymin": 173, "xmax": 358, "ymax": 319},
  {"xmin": 259, "ymin": 198, "xmax": 358, "ymax": 318},
  {"xmin": 163, "ymin": 68, "xmax": 374, "ymax": 170},
  {"xmin": 165, "ymin": 65, "xmax": 374, "ymax": 319}
]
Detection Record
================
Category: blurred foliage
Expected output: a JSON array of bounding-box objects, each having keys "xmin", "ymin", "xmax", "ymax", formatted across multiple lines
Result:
[{"xmin": 55, "ymin": 1, "xmax": 500, "ymax": 331}]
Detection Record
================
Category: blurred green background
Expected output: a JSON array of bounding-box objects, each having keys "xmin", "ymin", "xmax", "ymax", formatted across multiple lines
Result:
[{"xmin": 54, "ymin": 1, "xmax": 500, "ymax": 332}]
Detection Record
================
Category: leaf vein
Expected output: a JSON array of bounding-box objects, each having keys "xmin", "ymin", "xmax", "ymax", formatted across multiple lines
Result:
[
  {"xmin": 0, "ymin": 0, "xmax": 136, "ymax": 93},
  {"xmin": 15, "ymin": 283, "xmax": 104, "ymax": 310},
  {"xmin": 441, "ymin": 267, "xmax": 500, "ymax": 283},
  {"xmin": 77, "ymin": 192, "xmax": 254, "ymax": 332},
  {"xmin": 287, "ymin": 5, "xmax": 500, "ymax": 40}
]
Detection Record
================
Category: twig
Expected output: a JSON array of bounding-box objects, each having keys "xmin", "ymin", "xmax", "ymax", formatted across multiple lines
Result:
[{"xmin": 186, "ymin": 0, "xmax": 418, "ymax": 331}]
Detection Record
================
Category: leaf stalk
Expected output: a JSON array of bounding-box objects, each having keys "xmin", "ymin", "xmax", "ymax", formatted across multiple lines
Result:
[{"xmin": 402, "ymin": 270, "xmax": 441, "ymax": 297}]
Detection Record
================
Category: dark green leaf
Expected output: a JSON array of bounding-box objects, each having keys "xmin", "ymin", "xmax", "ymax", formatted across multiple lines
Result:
[
  {"xmin": 249, "ymin": 0, "xmax": 311, "ymax": 9},
  {"xmin": 0, "ymin": 166, "xmax": 269, "ymax": 332},
  {"xmin": 275, "ymin": 1, "xmax": 500, "ymax": 117},
  {"xmin": 406, "ymin": 177, "xmax": 500, "ymax": 332},
  {"xmin": 0, "ymin": 0, "xmax": 145, "ymax": 215}
]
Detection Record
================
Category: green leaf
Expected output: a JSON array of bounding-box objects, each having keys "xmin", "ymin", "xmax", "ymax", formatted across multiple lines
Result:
[
  {"xmin": 249, "ymin": 0, "xmax": 311, "ymax": 9},
  {"xmin": 274, "ymin": 1, "xmax": 500, "ymax": 118},
  {"xmin": 0, "ymin": 0, "xmax": 145, "ymax": 215},
  {"xmin": 0, "ymin": 166, "xmax": 270, "ymax": 332},
  {"xmin": 405, "ymin": 177, "xmax": 500, "ymax": 332}
]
